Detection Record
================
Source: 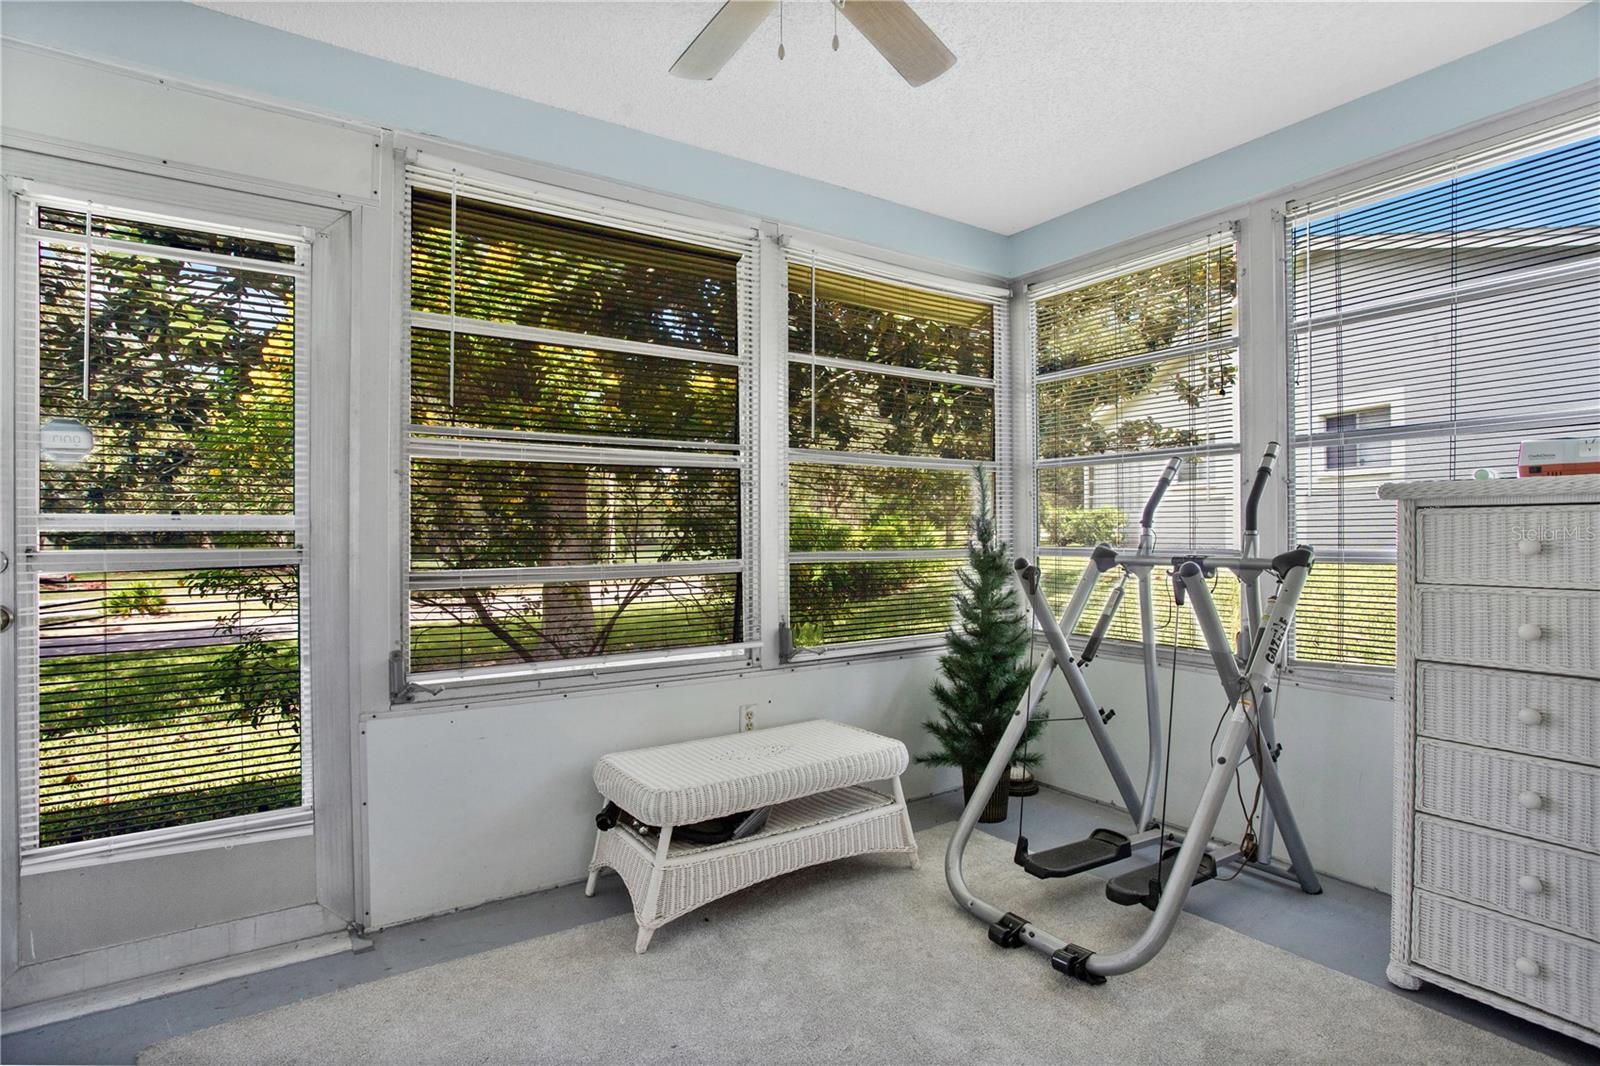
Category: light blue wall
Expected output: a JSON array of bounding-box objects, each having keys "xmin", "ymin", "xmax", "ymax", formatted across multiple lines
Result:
[
  {"xmin": 1008, "ymin": 3, "xmax": 1600, "ymax": 277},
  {"xmin": 2, "ymin": 2, "xmax": 1596, "ymax": 279},
  {"xmin": 0, "ymin": 0, "xmax": 1012, "ymax": 275}
]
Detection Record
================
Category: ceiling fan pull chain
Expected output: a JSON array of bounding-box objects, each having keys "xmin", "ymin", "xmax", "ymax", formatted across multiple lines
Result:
[
  {"xmin": 833, "ymin": 1, "xmax": 840, "ymax": 51},
  {"xmin": 777, "ymin": 2, "xmax": 785, "ymax": 60}
]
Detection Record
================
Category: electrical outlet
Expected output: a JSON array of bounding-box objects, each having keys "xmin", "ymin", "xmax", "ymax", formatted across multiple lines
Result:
[{"xmin": 739, "ymin": 704, "xmax": 757, "ymax": 732}]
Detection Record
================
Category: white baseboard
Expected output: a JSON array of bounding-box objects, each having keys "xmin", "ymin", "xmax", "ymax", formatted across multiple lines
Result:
[
  {"xmin": 2, "ymin": 927, "xmax": 354, "ymax": 1035},
  {"xmin": 2, "ymin": 903, "xmax": 354, "ymax": 1034}
]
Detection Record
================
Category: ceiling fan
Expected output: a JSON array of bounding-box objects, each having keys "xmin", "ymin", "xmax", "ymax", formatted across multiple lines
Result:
[{"xmin": 670, "ymin": 1, "xmax": 956, "ymax": 87}]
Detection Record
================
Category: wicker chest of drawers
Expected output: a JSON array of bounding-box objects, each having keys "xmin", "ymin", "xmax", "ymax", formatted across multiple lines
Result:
[{"xmin": 1380, "ymin": 475, "xmax": 1600, "ymax": 1047}]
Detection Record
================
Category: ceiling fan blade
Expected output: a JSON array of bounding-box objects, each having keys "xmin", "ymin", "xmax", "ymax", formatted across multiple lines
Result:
[
  {"xmin": 839, "ymin": 0, "xmax": 955, "ymax": 87},
  {"xmin": 670, "ymin": 1, "xmax": 778, "ymax": 80}
]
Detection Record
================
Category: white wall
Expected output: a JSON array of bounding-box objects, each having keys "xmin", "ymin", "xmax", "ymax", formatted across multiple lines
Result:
[
  {"xmin": 363, "ymin": 653, "xmax": 957, "ymax": 928},
  {"xmin": 1030, "ymin": 654, "xmax": 1395, "ymax": 890}
]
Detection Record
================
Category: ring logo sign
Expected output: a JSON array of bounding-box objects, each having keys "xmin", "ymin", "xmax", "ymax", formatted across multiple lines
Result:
[{"xmin": 40, "ymin": 417, "xmax": 94, "ymax": 465}]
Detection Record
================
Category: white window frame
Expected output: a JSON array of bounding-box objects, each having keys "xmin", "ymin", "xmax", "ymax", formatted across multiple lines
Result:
[
  {"xmin": 779, "ymin": 242, "xmax": 1012, "ymax": 661},
  {"xmin": 1024, "ymin": 221, "xmax": 1245, "ymax": 664},
  {"xmin": 393, "ymin": 154, "xmax": 764, "ymax": 702},
  {"xmin": 6, "ymin": 176, "xmax": 325, "ymax": 864},
  {"xmin": 1280, "ymin": 100, "xmax": 1600, "ymax": 692}
]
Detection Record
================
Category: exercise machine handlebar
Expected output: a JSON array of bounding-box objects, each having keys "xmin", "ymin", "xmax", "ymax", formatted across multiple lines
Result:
[
  {"xmin": 1243, "ymin": 442, "xmax": 1280, "ymax": 536},
  {"xmin": 1139, "ymin": 457, "xmax": 1183, "ymax": 531}
]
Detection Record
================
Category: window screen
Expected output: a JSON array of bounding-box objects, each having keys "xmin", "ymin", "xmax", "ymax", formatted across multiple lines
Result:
[
  {"xmin": 17, "ymin": 199, "xmax": 309, "ymax": 852},
  {"xmin": 403, "ymin": 173, "xmax": 756, "ymax": 686},
  {"xmin": 1030, "ymin": 231, "xmax": 1241, "ymax": 649},
  {"xmin": 1287, "ymin": 110, "xmax": 1600, "ymax": 670},
  {"xmin": 786, "ymin": 258, "xmax": 1005, "ymax": 649}
]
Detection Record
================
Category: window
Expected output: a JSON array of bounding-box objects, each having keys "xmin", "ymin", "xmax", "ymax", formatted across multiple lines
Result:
[
  {"xmin": 1029, "ymin": 229, "xmax": 1241, "ymax": 649},
  {"xmin": 785, "ymin": 255, "xmax": 1007, "ymax": 650},
  {"xmin": 1324, "ymin": 407, "xmax": 1393, "ymax": 471},
  {"xmin": 401, "ymin": 167, "xmax": 758, "ymax": 690},
  {"xmin": 15, "ymin": 198, "xmax": 309, "ymax": 851},
  {"xmin": 1287, "ymin": 110, "xmax": 1600, "ymax": 670}
]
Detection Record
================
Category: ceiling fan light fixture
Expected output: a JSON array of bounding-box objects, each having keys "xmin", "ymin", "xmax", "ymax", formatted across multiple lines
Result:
[{"xmin": 670, "ymin": 0, "xmax": 953, "ymax": 86}]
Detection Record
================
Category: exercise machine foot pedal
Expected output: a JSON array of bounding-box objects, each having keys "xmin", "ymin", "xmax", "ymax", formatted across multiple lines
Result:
[
  {"xmin": 987, "ymin": 912, "xmax": 1029, "ymax": 948},
  {"xmin": 1015, "ymin": 828, "xmax": 1131, "ymax": 880},
  {"xmin": 1105, "ymin": 849, "xmax": 1217, "ymax": 910},
  {"xmin": 1050, "ymin": 944, "xmax": 1106, "ymax": 985}
]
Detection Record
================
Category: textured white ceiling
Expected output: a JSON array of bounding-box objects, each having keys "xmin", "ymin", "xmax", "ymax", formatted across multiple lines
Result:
[{"xmin": 201, "ymin": 1, "xmax": 1580, "ymax": 234}]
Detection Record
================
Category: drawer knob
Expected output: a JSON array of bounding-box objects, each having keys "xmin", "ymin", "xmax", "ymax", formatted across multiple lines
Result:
[
  {"xmin": 1518, "ymin": 790, "xmax": 1544, "ymax": 811},
  {"xmin": 1517, "ymin": 538, "xmax": 1543, "ymax": 557},
  {"xmin": 1517, "ymin": 874, "xmax": 1545, "ymax": 895},
  {"xmin": 1514, "ymin": 956, "xmax": 1541, "ymax": 978},
  {"xmin": 1517, "ymin": 707, "xmax": 1544, "ymax": 726},
  {"xmin": 1517, "ymin": 623, "xmax": 1544, "ymax": 642}
]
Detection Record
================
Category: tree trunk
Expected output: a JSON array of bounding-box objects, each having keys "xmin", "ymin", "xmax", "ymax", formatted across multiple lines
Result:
[{"xmin": 539, "ymin": 471, "xmax": 596, "ymax": 657}]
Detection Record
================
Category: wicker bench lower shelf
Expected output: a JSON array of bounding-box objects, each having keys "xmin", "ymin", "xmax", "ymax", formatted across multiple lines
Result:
[{"xmin": 586, "ymin": 784, "xmax": 919, "ymax": 952}]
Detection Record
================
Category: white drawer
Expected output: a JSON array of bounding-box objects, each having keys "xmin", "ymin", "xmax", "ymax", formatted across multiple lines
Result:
[
  {"xmin": 1417, "ymin": 663, "xmax": 1600, "ymax": 767},
  {"xmin": 1417, "ymin": 740, "xmax": 1599, "ymax": 854},
  {"xmin": 1414, "ymin": 816, "xmax": 1600, "ymax": 941},
  {"xmin": 1419, "ymin": 505, "xmax": 1600, "ymax": 590},
  {"xmin": 1418, "ymin": 587, "xmax": 1600, "ymax": 679},
  {"xmin": 1412, "ymin": 891, "xmax": 1599, "ymax": 1030}
]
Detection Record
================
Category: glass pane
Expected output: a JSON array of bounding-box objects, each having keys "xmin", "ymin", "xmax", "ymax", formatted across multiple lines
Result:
[
  {"xmin": 411, "ymin": 573, "xmax": 742, "ymax": 672},
  {"xmin": 410, "ymin": 327, "xmax": 738, "ymax": 445},
  {"xmin": 789, "ymin": 559, "xmax": 960, "ymax": 645},
  {"xmin": 38, "ymin": 206, "xmax": 298, "ymax": 264},
  {"xmin": 1038, "ymin": 455, "xmax": 1239, "ymax": 552},
  {"xmin": 1292, "ymin": 563, "xmax": 1397, "ymax": 667},
  {"xmin": 1036, "ymin": 242, "xmax": 1236, "ymax": 374},
  {"xmin": 788, "ymin": 463, "xmax": 982, "ymax": 553},
  {"xmin": 410, "ymin": 190, "xmax": 739, "ymax": 353},
  {"xmin": 37, "ymin": 242, "xmax": 296, "ymax": 515},
  {"xmin": 1037, "ymin": 348, "xmax": 1238, "ymax": 461},
  {"xmin": 787, "ymin": 263, "xmax": 994, "ymax": 376},
  {"xmin": 411, "ymin": 459, "xmax": 740, "ymax": 569},
  {"xmin": 1290, "ymin": 275, "xmax": 1599, "ymax": 435},
  {"xmin": 788, "ymin": 362, "xmax": 993, "ymax": 460},
  {"xmin": 37, "ymin": 568, "xmax": 302, "ymax": 848},
  {"xmin": 1291, "ymin": 135, "xmax": 1600, "ymax": 318}
]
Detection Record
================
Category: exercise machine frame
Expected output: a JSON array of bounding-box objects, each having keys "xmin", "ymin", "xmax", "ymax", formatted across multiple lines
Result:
[{"xmin": 944, "ymin": 444, "xmax": 1322, "ymax": 982}]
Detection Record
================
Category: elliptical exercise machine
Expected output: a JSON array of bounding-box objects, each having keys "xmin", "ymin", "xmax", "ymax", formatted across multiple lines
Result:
[{"xmin": 945, "ymin": 443, "xmax": 1323, "ymax": 983}]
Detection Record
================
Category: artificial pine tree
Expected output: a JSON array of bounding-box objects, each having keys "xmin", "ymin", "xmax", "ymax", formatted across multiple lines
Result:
[{"xmin": 917, "ymin": 467, "xmax": 1043, "ymax": 822}]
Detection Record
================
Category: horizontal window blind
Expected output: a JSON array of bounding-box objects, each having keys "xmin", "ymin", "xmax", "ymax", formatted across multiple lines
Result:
[
  {"xmin": 404, "ymin": 168, "xmax": 758, "ymax": 685},
  {"xmin": 17, "ymin": 199, "xmax": 310, "ymax": 852},
  {"xmin": 1287, "ymin": 109, "xmax": 1600, "ymax": 669},
  {"xmin": 1030, "ymin": 229, "xmax": 1240, "ymax": 650},
  {"xmin": 785, "ymin": 256, "xmax": 1006, "ymax": 650},
  {"xmin": 35, "ymin": 568, "xmax": 303, "ymax": 847}
]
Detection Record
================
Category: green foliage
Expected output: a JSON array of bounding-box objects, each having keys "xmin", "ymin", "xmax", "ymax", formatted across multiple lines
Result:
[
  {"xmin": 104, "ymin": 580, "xmax": 168, "ymax": 618},
  {"xmin": 184, "ymin": 568, "xmax": 301, "ymax": 731},
  {"xmin": 788, "ymin": 266, "xmax": 996, "ymax": 461},
  {"xmin": 37, "ymin": 233, "xmax": 296, "ymax": 517},
  {"xmin": 917, "ymin": 468, "xmax": 1043, "ymax": 774},
  {"xmin": 1035, "ymin": 250, "xmax": 1237, "ymax": 459},
  {"xmin": 1038, "ymin": 504, "xmax": 1126, "ymax": 550}
]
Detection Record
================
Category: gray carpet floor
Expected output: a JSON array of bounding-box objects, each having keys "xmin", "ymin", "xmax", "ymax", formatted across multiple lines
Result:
[{"xmin": 138, "ymin": 824, "xmax": 1554, "ymax": 1065}]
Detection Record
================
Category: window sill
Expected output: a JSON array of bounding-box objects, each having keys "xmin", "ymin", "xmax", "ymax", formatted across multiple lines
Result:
[
  {"xmin": 780, "ymin": 633, "xmax": 947, "ymax": 668},
  {"xmin": 1282, "ymin": 662, "xmax": 1397, "ymax": 699},
  {"xmin": 21, "ymin": 807, "xmax": 312, "ymax": 876},
  {"xmin": 388, "ymin": 649, "xmax": 763, "ymax": 713}
]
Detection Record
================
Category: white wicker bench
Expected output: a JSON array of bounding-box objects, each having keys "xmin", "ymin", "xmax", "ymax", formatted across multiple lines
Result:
[{"xmin": 585, "ymin": 719, "xmax": 919, "ymax": 952}]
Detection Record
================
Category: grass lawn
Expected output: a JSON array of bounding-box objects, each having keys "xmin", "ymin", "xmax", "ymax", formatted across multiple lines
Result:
[{"xmin": 38, "ymin": 642, "xmax": 303, "ymax": 848}]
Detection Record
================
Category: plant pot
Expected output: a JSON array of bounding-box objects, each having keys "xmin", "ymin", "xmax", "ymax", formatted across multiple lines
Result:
[
  {"xmin": 1008, "ymin": 763, "xmax": 1039, "ymax": 797},
  {"xmin": 963, "ymin": 769, "xmax": 1010, "ymax": 824}
]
